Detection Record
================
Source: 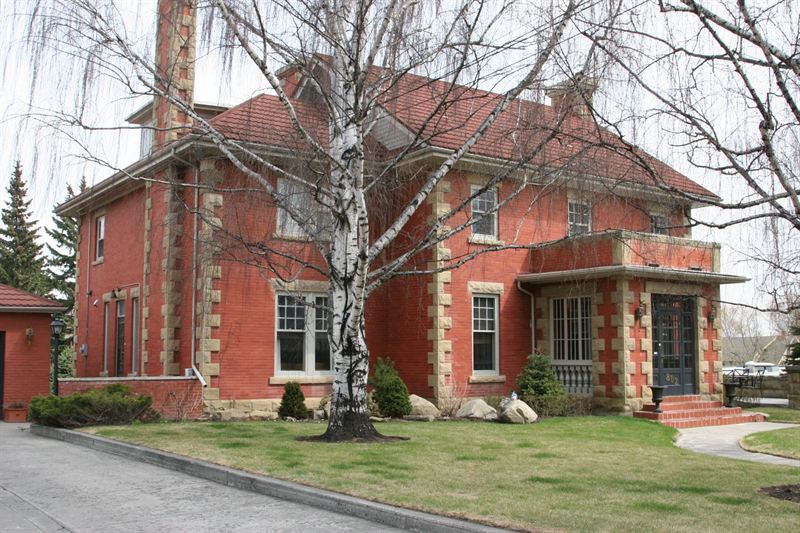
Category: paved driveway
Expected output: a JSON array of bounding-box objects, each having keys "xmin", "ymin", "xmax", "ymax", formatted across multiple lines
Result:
[{"xmin": 0, "ymin": 422, "xmax": 399, "ymax": 532}]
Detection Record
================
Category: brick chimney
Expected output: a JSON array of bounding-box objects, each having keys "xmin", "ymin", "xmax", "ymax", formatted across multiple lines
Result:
[
  {"xmin": 153, "ymin": 0, "xmax": 196, "ymax": 150},
  {"xmin": 546, "ymin": 73, "xmax": 597, "ymax": 117}
]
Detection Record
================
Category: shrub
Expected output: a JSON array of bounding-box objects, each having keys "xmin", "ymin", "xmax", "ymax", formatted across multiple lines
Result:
[
  {"xmin": 278, "ymin": 381, "xmax": 308, "ymax": 419},
  {"xmin": 370, "ymin": 357, "xmax": 411, "ymax": 418},
  {"xmin": 525, "ymin": 394, "xmax": 591, "ymax": 417},
  {"xmin": 29, "ymin": 384, "xmax": 159, "ymax": 428},
  {"xmin": 517, "ymin": 353, "xmax": 565, "ymax": 400}
]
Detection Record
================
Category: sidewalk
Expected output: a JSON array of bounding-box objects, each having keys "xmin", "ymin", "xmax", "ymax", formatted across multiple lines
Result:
[{"xmin": 676, "ymin": 422, "xmax": 800, "ymax": 467}]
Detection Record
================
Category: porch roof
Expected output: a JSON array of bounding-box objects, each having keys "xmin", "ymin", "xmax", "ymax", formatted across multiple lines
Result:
[{"xmin": 516, "ymin": 264, "xmax": 748, "ymax": 285}]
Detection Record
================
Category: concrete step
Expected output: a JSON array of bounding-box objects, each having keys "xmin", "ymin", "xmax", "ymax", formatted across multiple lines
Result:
[
  {"xmin": 640, "ymin": 400, "xmax": 723, "ymax": 412},
  {"xmin": 659, "ymin": 412, "xmax": 766, "ymax": 429},
  {"xmin": 634, "ymin": 406, "xmax": 742, "ymax": 421}
]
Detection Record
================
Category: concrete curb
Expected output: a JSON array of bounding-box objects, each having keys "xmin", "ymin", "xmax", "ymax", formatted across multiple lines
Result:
[{"xmin": 30, "ymin": 425, "xmax": 509, "ymax": 533}]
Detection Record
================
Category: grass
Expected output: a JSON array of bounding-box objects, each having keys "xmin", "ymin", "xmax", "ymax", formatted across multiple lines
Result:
[
  {"xmin": 741, "ymin": 427, "xmax": 800, "ymax": 460},
  {"xmin": 746, "ymin": 406, "xmax": 800, "ymax": 424},
  {"xmin": 89, "ymin": 417, "xmax": 800, "ymax": 533}
]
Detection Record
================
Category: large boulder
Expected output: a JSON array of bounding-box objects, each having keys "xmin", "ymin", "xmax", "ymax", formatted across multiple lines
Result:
[
  {"xmin": 456, "ymin": 399, "xmax": 497, "ymax": 420},
  {"xmin": 498, "ymin": 398, "xmax": 538, "ymax": 424},
  {"xmin": 409, "ymin": 394, "xmax": 441, "ymax": 417}
]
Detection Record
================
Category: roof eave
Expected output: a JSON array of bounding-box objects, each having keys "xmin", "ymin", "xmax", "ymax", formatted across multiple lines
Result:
[
  {"xmin": 0, "ymin": 305, "xmax": 67, "ymax": 314},
  {"xmin": 54, "ymin": 135, "xmax": 202, "ymax": 217},
  {"xmin": 517, "ymin": 265, "xmax": 748, "ymax": 285}
]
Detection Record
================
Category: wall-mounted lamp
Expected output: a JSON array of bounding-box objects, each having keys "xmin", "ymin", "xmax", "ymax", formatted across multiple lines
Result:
[
  {"xmin": 25, "ymin": 328, "xmax": 34, "ymax": 343},
  {"xmin": 634, "ymin": 302, "xmax": 645, "ymax": 321},
  {"xmin": 708, "ymin": 305, "xmax": 717, "ymax": 322}
]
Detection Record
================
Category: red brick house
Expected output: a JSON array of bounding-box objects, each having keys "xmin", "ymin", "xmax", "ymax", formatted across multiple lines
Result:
[
  {"xmin": 0, "ymin": 284, "xmax": 64, "ymax": 420},
  {"xmin": 55, "ymin": 1, "xmax": 751, "ymax": 421}
]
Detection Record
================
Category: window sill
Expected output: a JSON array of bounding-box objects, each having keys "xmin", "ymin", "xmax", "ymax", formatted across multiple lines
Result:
[
  {"xmin": 468, "ymin": 235, "xmax": 504, "ymax": 246},
  {"xmin": 92, "ymin": 258, "xmax": 104, "ymax": 266},
  {"xmin": 272, "ymin": 232, "xmax": 312, "ymax": 243},
  {"xmin": 468, "ymin": 374, "xmax": 506, "ymax": 384},
  {"xmin": 269, "ymin": 375, "xmax": 334, "ymax": 385}
]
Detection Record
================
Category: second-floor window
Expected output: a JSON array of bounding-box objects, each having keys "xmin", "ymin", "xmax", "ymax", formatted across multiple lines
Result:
[
  {"xmin": 95, "ymin": 215, "xmax": 105, "ymax": 261},
  {"xmin": 568, "ymin": 201, "xmax": 591, "ymax": 236},
  {"xmin": 650, "ymin": 214, "xmax": 669, "ymax": 235},
  {"xmin": 471, "ymin": 185, "xmax": 498, "ymax": 238},
  {"xmin": 276, "ymin": 179, "xmax": 306, "ymax": 237}
]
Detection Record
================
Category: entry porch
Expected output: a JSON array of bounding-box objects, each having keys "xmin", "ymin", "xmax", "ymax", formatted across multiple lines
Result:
[{"xmin": 518, "ymin": 231, "xmax": 747, "ymax": 413}]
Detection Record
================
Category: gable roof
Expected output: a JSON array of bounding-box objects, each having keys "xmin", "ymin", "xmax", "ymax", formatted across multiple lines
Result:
[
  {"xmin": 722, "ymin": 335, "xmax": 797, "ymax": 364},
  {"xmin": 0, "ymin": 284, "xmax": 65, "ymax": 313},
  {"xmin": 207, "ymin": 70, "xmax": 716, "ymax": 200}
]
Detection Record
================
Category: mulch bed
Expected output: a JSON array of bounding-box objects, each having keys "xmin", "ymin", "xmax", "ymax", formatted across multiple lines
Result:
[{"xmin": 759, "ymin": 484, "xmax": 800, "ymax": 503}]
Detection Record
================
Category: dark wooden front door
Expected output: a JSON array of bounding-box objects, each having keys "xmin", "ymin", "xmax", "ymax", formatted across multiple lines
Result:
[{"xmin": 652, "ymin": 295, "xmax": 697, "ymax": 396}]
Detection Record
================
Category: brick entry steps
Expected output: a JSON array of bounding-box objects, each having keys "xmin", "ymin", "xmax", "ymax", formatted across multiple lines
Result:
[{"xmin": 633, "ymin": 395, "xmax": 766, "ymax": 429}]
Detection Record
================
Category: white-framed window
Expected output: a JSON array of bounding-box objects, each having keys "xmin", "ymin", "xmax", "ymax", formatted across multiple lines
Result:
[
  {"xmin": 140, "ymin": 121, "xmax": 154, "ymax": 158},
  {"xmin": 276, "ymin": 294, "xmax": 331, "ymax": 374},
  {"xmin": 131, "ymin": 297, "xmax": 140, "ymax": 375},
  {"xmin": 550, "ymin": 296, "xmax": 592, "ymax": 362},
  {"xmin": 95, "ymin": 215, "xmax": 106, "ymax": 260},
  {"xmin": 472, "ymin": 295, "xmax": 499, "ymax": 373},
  {"xmin": 650, "ymin": 214, "xmax": 669, "ymax": 235},
  {"xmin": 276, "ymin": 179, "xmax": 306, "ymax": 237},
  {"xmin": 102, "ymin": 301, "xmax": 110, "ymax": 374},
  {"xmin": 470, "ymin": 185, "xmax": 498, "ymax": 238},
  {"xmin": 567, "ymin": 201, "xmax": 591, "ymax": 236}
]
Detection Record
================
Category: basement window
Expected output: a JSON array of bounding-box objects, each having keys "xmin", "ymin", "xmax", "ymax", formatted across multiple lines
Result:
[{"xmin": 276, "ymin": 294, "xmax": 331, "ymax": 374}]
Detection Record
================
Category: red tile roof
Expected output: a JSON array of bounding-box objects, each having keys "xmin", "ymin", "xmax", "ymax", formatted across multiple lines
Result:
[
  {"xmin": 0, "ymin": 284, "xmax": 64, "ymax": 312},
  {"xmin": 207, "ymin": 70, "xmax": 715, "ymax": 199}
]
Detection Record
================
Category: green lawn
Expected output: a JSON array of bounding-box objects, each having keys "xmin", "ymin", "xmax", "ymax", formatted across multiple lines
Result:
[
  {"xmin": 746, "ymin": 406, "xmax": 800, "ymax": 424},
  {"xmin": 91, "ymin": 417, "xmax": 799, "ymax": 533},
  {"xmin": 741, "ymin": 427, "xmax": 800, "ymax": 460}
]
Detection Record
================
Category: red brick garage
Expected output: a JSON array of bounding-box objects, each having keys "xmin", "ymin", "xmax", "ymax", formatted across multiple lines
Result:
[{"xmin": 1, "ymin": 283, "xmax": 65, "ymax": 421}]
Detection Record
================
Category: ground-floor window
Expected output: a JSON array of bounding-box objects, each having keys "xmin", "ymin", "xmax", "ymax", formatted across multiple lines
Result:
[
  {"xmin": 472, "ymin": 294, "xmax": 499, "ymax": 373},
  {"xmin": 551, "ymin": 296, "xmax": 592, "ymax": 361},
  {"xmin": 550, "ymin": 296, "xmax": 593, "ymax": 395},
  {"xmin": 276, "ymin": 294, "xmax": 330, "ymax": 374}
]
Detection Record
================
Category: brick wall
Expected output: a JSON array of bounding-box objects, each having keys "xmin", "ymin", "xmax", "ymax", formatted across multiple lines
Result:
[
  {"xmin": 58, "ymin": 377, "xmax": 203, "ymax": 420},
  {"xmin": 1, "ymin": 312, "xmax": 53, "ymax": 409}
]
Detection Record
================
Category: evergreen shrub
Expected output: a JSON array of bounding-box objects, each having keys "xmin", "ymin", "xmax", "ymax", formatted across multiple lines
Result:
[
  {"xmin": 278, "ymin": 381, "xmax": 308, "ymax": 419},
  {"xmin": 370, "ymin": 357, "xmax": 412, "ymax": 417},
  {"xmin": 29, "ymin": 384, "xmax": 159, "ymax": 428}
]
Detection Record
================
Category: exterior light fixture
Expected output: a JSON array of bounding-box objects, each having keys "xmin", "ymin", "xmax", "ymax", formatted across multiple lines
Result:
[
  {"xmin": 50, "ymin": 316, "xmax": 65, "ymax": 395},
  {"xmin": 634, "ymin": 302, "xmax": 645, "ymax": 321}
]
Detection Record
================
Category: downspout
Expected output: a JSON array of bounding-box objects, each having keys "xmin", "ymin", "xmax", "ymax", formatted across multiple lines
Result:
[
  {"xmin": 84, "ymin": 218, "xmax": 92, "ymax": 376},
  {"xmin": 190, "ymin": 161, "xmax": 207, "ymax": 387},
  {"xmin": 516, "ymin": 281, "xmax": 536, "ymax": 355}
]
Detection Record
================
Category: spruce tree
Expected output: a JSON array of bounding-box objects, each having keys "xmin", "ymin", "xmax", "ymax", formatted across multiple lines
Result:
[
  {"xmin": 46, "ymin": 177, "xmax": 85, "ymax": 378},
  {"xmin": 46, "ymin": 178, "xmax": 84, "ymax": 312},
  {"xmin": 0, "ymin": 162, "xmax": 48, "ymax": 295}
]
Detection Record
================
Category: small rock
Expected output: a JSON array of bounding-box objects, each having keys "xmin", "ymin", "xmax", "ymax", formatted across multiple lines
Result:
[
  {"xmin": 369, "ymin": 416, "xmax": 387, "ymax": 423},
  {"xmin": 456, "ymin": 399, "xmax": 497, "ymax": 420},
  {"xmin": 250, "ymin": 410, "xmax": 278, "ymax": 421},
  {"xmin": 498, "ymin": 399, "xmax": 538, "ymax": 424},
  {"xmin": 409, "ymin": 395, "xmax": 441, "ymax": 417},
  {"xmin": 403, "ymin": 414, "xmax": 435, "ymax": 422},
  {"xmin": 284, "ymin": 416, "xmax": 297, "ymax": 422}
]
